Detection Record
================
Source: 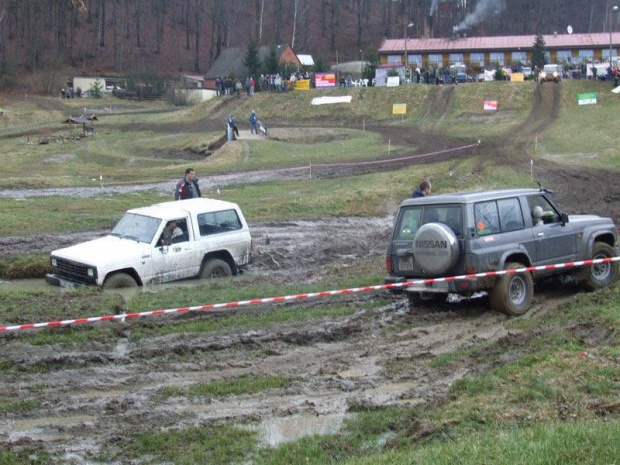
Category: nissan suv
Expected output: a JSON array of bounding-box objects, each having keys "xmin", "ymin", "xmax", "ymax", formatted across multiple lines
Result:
[
  {"xmin": 46, "ymin": 198, "xmax": 253, "ymax": 289},
  {"xmin": 385, "ymin": 189, "xmax": 618, "ymax": 315}
]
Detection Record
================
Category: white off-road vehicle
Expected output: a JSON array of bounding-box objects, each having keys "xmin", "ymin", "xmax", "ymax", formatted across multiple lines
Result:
[{"xmin": 46, "ymin": 198, "xmax": 253, "ymax": 289}]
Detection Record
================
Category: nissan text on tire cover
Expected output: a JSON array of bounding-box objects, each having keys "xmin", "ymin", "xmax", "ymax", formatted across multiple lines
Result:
[
  {"xmin": 385, "ymin": 188, "xmax": 618, "ymax": 316},
  {"xmin": 46, "ymin": 198, "xmax": 253, "ymax": 289}
]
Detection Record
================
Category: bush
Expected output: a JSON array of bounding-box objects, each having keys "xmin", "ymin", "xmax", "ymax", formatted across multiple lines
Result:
[{"xmin": 88, "ymin": 79, "xmax": 104, "ymax": 99}]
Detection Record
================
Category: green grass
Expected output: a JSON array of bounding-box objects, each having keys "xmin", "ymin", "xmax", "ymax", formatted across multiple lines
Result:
[
  {"xmin": 100, "ymin": 423, "xmax": 258, "ymax": 465},
  {"xmin": 440, "ymin": 81, "xmax": 535, "ymax": 138},
  {"xmin": 0, "ymin": 450, "xmax": 54, "ymax": 465},
  {"xmin": 0, "ymin": 155, "xmax": 535, "ymax": 238},
  {"xmin": 536, "ymin": 80, "xmax": 620, "ymax": 168},
  {"xmin": 343, "ymin": 421, "xmax": 620, "ymax": 465}
]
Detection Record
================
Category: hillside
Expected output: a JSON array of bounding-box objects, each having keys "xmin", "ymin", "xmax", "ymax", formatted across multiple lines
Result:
[{"xmin": 0, "ymin": 0, "xmax": 618, "ymax": 79}]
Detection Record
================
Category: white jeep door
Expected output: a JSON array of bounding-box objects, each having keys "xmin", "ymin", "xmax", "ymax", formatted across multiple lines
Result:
[{"xmin": 149, "ymin": 218, "xmax": 201, "ymax": 283}]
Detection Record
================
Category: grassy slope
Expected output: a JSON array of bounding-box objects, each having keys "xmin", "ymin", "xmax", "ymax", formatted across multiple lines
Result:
[{"xmin": 1, "ymin": 81, "xmax": 619, "ymax": 464}]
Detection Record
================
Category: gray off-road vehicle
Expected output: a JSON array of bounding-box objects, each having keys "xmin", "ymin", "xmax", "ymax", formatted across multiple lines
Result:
[{"xmin": 385, "ymin": 188, "xmax": 618, "ymax": 315}]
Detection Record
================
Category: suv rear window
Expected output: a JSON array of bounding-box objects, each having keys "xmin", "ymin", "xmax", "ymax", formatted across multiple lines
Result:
[
  {"xmin": 198, "ymin": 209, "xmax": 242, "ymax": 236},
  {"xmin": 395, "ymin": 206, "xmax": 463, "ymax": 240}
]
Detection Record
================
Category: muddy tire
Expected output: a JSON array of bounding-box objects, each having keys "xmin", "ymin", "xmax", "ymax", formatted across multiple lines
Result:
[
  {"xmin": 103, "ymin": 272, "xmax": 138, "ymax": 290},
  {"xmin": 489, "ymin": 262, "xmax": 533, "ymax": 316},
  {"xmin": 200, "ymin": 258, "xmax": 232, "ymax": 279},
  {"xmin": 579, "ymin": 243, "xmax": 618, "ymax": 291},
  {"xmin": 406, "ymin": 292, "xmax": 444, "ymax": 313}
]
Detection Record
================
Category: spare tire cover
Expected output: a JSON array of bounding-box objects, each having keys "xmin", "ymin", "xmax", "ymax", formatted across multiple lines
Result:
[{"xmin": 412, "ymin": 223, "xmax": 460, "ymax": 276}]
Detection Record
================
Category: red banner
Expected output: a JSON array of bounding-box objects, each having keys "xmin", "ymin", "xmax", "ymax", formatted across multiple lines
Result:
[{"xmin": 314, "ymin": 73, "xmax": 336, "ymax": 88}]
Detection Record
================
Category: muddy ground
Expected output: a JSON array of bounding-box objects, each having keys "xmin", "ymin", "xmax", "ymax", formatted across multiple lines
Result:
[{"xmin": 1, "ymin": 84, "xmax": 620, "ymax": 462}]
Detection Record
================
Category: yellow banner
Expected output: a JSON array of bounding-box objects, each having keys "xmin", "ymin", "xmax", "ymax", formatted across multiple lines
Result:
[
  {"xmin": 392, "ymin": 104, "xmax": 407, "ymax": 115},
  {"xmin": 510, "ymin": 73, "xmax": 525, "ymax": 82},
  {"xmin": 293, "ymin": 79, "xmax": 311, "ymax": 91}
]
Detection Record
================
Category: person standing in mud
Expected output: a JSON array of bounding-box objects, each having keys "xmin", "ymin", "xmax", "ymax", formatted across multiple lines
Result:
[
  {"xmin": 411, "ymin": 180, "xmax": 432, "ymax": 198},
  {"xmin": 175, "ymin": 168, "xmax": 202, "ymax": 200}
]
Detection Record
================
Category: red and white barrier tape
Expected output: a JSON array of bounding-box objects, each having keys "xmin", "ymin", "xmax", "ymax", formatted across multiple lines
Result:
[{"xmin": 1, "ymin": 256, "xmax": 617, "ymax": 332}]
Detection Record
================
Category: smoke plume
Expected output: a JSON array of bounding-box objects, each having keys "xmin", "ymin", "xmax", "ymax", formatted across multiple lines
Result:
[
  {"xmin": 453, "ymin": 0, "xmax": 504, "ymax": 32},
  {"xmin": 429, "ymin": 0, "xmax": 439, "ymax": 16}
]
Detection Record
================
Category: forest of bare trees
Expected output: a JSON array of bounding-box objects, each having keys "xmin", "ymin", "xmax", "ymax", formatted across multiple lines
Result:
[{"xmin": 0, "ymin": 0, "xmax": 618, "ymax": 77}]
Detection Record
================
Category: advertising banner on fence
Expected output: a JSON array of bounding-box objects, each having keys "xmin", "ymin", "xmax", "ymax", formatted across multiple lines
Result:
[
  {"xmin": 577, "ymin": 93, "xmax": 597, "ymax": 105},
  {"xmin": 293, "ymin": 79, "xmax": 311, "ymax": 91},
  {"xmin": 314, "ymin": 73, "xmax": 336, "ymax": 88},
  {"xmin": 483, "ymin": 100, "xmax": 498, "ymax": 111}
]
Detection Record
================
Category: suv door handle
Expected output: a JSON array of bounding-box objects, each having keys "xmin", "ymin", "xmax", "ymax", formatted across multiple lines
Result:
[{"xmin": 537, "ymin": 232, "xmax": 545, "ymax": 237}]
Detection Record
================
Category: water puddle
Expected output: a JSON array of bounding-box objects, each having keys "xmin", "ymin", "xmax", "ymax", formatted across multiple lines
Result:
[
  {"xmin": 361, "ymin": 381, "xmax": 418, "ymax": 404},
  {"xmin": 0, "ymin": 415, "xmax": 96, "ymax": 442},
  {"xmin": 0, "ymin": 278, "xmax": 57, "ymax": 292},
  {"xmin": 248, "ymin": 413, "xmax": 349, "ymax": 447},
  {"xmin": 76, "ymin": 389, "xmax": 128, "ymax": 399}
]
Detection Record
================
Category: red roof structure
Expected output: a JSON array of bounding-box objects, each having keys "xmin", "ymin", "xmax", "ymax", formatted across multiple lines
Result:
[{"xmin": 379, "ymin": 33, "xmax": 620, "ymax": 53}]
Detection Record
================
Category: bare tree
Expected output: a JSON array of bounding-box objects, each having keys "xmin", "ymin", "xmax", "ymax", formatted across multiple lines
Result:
[{"xmin": 194, "ymin": 0, "xmax": 204, "ymax": 72}]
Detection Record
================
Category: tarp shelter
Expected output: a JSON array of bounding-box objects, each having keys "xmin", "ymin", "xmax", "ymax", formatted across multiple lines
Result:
[{"xmin": 63, "ymin": 114, "xmax": 98, "ymax": 136}]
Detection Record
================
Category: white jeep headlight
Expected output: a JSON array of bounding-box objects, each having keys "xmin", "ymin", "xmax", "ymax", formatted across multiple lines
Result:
[
  {"xmin": 87, "ymin": 268, "xmax": 95, "ymax": 277},
  {"xmin": 51, "ymin": 258, "xmax": 57, "ymax": 267}
]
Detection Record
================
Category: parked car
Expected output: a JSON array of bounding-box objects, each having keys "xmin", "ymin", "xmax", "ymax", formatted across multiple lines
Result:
[
  {"xmin": 521, "ymin": 66, "xmax": 532, "ymax": 78},
  {"xmin": 455, "ymin": 72, "xmax": 468, "ymax": 83},
  {"xmin": 540, "ymin": 64, "xmax": 562, "ymax": 83},
  {"xmin": 385, "ymin": 188, "xmax": 618, "ymax": 316},
  {"xmin": 46, "ymin": 198, "xmax": 253, "ymax": 289}
]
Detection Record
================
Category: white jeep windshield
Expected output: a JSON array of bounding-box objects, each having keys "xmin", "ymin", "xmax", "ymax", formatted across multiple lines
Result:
[{"xmin": 111, "ymin": 213, "xmax": 162, "ymax": 243}]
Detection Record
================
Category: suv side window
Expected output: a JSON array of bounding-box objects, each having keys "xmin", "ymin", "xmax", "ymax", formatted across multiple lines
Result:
[
  {"xmin": 474, "ymin": 201, "xmax": 500, "ymax": 235},
  {"xmin": 497, "ymin": 198, "xmax": 524, "ymax": 231},
  {"xmin": 198, "ymin": 209, "xmax": 242, "ymax": 236},
  {"xmin": 527, "ymin": 196, "xmax": 560, "ymax": 225}
]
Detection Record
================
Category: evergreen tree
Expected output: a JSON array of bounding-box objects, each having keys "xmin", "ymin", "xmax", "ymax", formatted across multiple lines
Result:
[
  {"xmin": 263, "ymin": 43, "xmax": 279, "ymax": 74},
  {"xmin": 243, "ymin": 38, "xmax": 261, "ymax": 79},
  {"xmin": 531, "ymin": 34, "xmax": 547, "ymax": 70}
]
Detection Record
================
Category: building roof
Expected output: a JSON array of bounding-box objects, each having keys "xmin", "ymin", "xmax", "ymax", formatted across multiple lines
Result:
[
  {"xmin": 297, "ymin": 54, "xmax": 315, "ymax": 66},
  {"xmin": 205, "ymin": 45, "xmax": 299, "ymax": 79},
  {"xmin": 63, "ymin": 115, "xmax": 98, "ymax": 124},
  {"xmin": 379, "ymin": 32, "xmax": 620, "ymax": 53},
  {"xmin": 181, "ymin": 74, "xmax": 205, "ymax": 82}
]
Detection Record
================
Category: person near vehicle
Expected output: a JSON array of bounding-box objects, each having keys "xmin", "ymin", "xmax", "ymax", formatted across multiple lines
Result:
[
  {"xmin": 160, "ymin": 220, "xmax": 183, "ymax": 246},
  {"xmin": 249, "ymin": 110, "xmax": 258, "ymax": 134},
  {"xmin": 228, "ymin": 115, "xmax": 239, "ymax": 139},
  {"xmin": 175, "ymin": 168, "xmax": 202, "ymax": 200},
  {"xmin": 412, "ymin": 180, "xmax": 432, "ymax": 198}
]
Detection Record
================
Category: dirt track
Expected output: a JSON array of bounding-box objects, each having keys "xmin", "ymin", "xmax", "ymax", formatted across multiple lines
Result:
[{"xmin": 2, "ymin": 84, "xmax": 620, "ymax": 461}]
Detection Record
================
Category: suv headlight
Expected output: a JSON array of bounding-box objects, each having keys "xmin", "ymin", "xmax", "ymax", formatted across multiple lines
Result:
[
  {"xmin": 87, "ymin": 268, "xmax": 95, "ymax": 277},
  {"xmin": 51, "ymin": 257, "xmax": 57, "ymax": 267}
]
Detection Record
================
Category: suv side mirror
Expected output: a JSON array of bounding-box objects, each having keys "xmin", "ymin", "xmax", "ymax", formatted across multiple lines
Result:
[{"xmin": 561, "ymin": 212, "xmax": 569, "ymax": 224}]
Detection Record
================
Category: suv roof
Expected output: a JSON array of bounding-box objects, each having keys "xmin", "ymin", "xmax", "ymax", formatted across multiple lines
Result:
[
  {"xmin": 127, "ymin": 198, "xmax": 240, "ymax": 220},
  {"xmin": 400, "ymin": 188, "xmax": 544, "ymax": 207}
]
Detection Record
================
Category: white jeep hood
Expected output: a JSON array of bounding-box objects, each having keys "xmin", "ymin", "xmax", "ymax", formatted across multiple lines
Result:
[{"xmin": 51, "ymin": 235, "xmax": 151, "ymax": 267}]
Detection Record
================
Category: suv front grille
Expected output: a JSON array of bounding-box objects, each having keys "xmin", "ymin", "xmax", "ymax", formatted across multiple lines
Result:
[{"xmin": 52, "ymin": 257, "xmax": 96, "ymax": 284}]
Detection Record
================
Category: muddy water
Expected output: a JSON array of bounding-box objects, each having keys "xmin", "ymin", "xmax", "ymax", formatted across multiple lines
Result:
[{"xmin": 250, "ymin": 413, "xmax": 350, "ymax": 446}]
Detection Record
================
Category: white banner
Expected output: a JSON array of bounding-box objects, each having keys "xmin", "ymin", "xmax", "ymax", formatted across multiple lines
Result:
[{"xmin": 311, "ymin": 96, "xmax": 353, "ymax": 105}]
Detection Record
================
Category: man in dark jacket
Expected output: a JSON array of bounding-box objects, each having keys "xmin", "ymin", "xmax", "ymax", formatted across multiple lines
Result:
[
  {"xmin": 412, "ymin": 180, "xmax": 432, "ymax": 198},
  {"xmin": 175, "ymin": 168, "xmax": 202, "ymax": 200}
]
